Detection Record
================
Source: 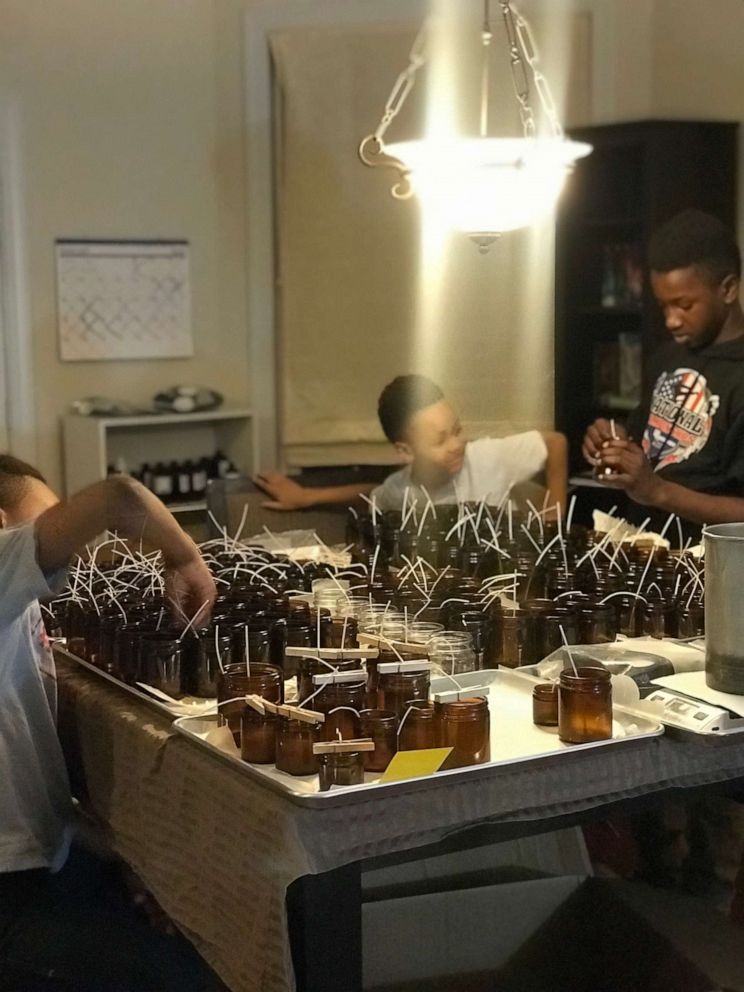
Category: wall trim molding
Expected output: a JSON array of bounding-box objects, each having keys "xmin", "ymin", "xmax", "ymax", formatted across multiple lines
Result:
[{"xmin": 0, "ymin": 99, "xmax": 36, "ymax": 463}]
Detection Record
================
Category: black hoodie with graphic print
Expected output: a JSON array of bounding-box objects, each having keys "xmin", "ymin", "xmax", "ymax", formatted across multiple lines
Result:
[{"xmin": 625, "ymin": 335, "xmax": 744, "ymax": 533}]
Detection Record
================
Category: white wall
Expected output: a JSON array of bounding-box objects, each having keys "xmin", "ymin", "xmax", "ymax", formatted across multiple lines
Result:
[
  {"xmin": 1, "ymin": 0, "xmax": 741, "ymax": 488},
  {"xmin": 586, "ymin": 0, "xmax": 744, "ymax": 234},
  {"xmin": 0, "ymin": 0, "xmax": 251, "ymax": 491}
]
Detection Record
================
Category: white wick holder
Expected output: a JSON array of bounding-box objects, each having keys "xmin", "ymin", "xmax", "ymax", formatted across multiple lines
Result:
[
  {"xmin": 311, "ymin": 670, "xmax": 367, "ymax": 686},
  {"xmin": 377, "ymin": 661, "xmax": 431, "ymax": 674},
  {"xmin": 432, "ymin": 686, "xmax": 491, "ymax": 703},
  {"xmin": 285, "ymin": 646, "xmax": 378, "ymax": 660}
]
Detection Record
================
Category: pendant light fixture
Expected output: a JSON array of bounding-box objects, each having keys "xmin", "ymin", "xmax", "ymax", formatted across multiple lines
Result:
[{"xmin": 359, "ymin": 0, "xmax": 592, "ymax": 253}]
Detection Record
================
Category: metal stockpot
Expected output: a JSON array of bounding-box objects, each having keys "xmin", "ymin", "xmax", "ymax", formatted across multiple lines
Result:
[{"xmin": 704, "ymin": 523, "xmax": 741, "ymax": 693}]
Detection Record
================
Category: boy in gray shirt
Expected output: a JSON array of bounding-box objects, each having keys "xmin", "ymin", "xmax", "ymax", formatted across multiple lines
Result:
[{"xmin": 0, "ymin": 456, "xmax": 222, "ymax": 990}]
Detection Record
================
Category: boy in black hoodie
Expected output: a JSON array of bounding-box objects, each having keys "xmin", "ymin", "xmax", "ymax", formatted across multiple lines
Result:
[{"xmin": 583, "ymin": 209, "xmax": 744, "ymax": 535}]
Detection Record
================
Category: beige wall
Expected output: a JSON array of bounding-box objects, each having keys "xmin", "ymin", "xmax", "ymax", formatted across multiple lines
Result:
[
  {"xmin": 3, "ymin": 0, "xmax": 742, "ymax": 488},
  {"xmin": 588, "ymin": 0, "xmax": 744, "ymax": 233},
  {"xmin": 0, "ymin": 0, "xmax": 251, "ymax": 492}
]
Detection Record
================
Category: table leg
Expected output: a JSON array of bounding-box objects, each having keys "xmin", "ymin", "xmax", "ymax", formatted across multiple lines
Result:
[{"xmin": 286, "ymin": 862, "xmax": 362, "ymax": 992}]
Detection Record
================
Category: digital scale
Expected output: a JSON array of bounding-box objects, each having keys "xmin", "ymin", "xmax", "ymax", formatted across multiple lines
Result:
[
  {"xmin": 649, "ymin": 670, "xmax": 744, "ymax": 738},
  {"xmin": 644, "ymin": 689, "xmax": 744, "ymax": 735}
]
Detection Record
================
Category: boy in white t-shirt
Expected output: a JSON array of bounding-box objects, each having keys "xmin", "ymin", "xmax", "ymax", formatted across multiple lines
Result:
[{"xmin": 256, "ymin": 375, "xmax": 568, "ymax": 516}]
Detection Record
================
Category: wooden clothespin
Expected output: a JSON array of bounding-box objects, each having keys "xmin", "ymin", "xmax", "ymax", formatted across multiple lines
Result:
[
  {"xmin": 312, "ymin": 738, "xmax": 375, "ymax": 755},
  {"xmin": 277, "ymin": 703, "xmax": 326, "ymax": 724}
]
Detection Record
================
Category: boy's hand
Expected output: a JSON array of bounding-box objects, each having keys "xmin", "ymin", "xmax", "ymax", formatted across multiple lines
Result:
[
  {"xmin": 254, "ymin": 471, "xmax": 312, "ymax": 511},
  {"xmin": 164, "ymin": 554, "xmax": 216, "ymax": 627},
  {"xmin": 596, "ymin": 439, "xmax": 662, "ymax": 506},
  {"xmin": 582, "ymin": 418, "xmax": 629, "ymax": 466}
]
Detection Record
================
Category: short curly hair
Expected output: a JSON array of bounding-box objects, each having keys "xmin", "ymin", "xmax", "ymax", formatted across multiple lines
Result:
[
  {"xmin": 377, "ymin": 375, "xmax": 444, "ymax": 443},
  {"xmin": 648, "ymin": 209, "xmax": 741, "ymax": 284},
  {"xmin": 0, "ymin": 454, "xmax": 46, "ymax": 510}
]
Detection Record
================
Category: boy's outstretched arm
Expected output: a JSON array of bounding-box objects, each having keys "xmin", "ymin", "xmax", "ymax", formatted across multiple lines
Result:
[
  {"xmin": 254, "ymin": 470, "xmax": 376, "ymax": 510},
  {"xmin": 34, "ymin": 475, "xmax": 216, "ymax": 623},
  {"xmin": 541, "ymin": 431, "xmax": 569, "ymax": 519}
]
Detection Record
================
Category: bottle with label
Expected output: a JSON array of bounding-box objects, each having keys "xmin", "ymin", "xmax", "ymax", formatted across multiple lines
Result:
[
  {"xmin": 212, "ymin": 449, "xmax": 231, "ymax": 479},
  {"xmin": 191, "ymin": 458, "xmax": 208, "ymax": 497},
  {"xmin": 140, "ymin": 463, "xmax": 154, "ymax": 491},
  {"xmin": 176, "ymin": 461, "xmax": 193, "ymax": 501},
  {"xmin": 152, "ymin": 462, "xmax": 174, "ymax": 500},
  {"xmin": 168, "ymin": 462, "xmax": 182, "ymax": 502}
]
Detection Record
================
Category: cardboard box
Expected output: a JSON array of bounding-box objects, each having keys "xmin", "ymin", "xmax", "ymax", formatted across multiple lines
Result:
[{"xmin": 365, "ymin": 878, "xmax": 744, "ymax": 992}]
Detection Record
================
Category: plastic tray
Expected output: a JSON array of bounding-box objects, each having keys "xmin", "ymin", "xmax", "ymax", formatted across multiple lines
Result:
[{"xmin": 173, "ymin": 667, "xmax": 664, "ymax": 808}]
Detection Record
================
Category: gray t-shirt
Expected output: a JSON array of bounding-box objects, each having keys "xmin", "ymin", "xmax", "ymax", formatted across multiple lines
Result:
[
  {"xmin": 371, "ymin": 433, "xmax": 548, "ymax": 511},
  {"xmin": 0, "ymin": 524, "xmax": 73, "ymax": 873}
]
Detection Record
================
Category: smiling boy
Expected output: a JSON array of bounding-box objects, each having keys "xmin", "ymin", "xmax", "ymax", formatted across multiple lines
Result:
[
  {"xmin": 257, "ymin": 375, "xmax": 568, "ymax": 515},
  {"xmin": 583, "ymin": 210, "xmax": 744, "ymax": 531}
]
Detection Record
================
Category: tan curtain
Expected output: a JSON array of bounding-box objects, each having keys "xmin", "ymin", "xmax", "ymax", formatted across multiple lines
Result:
[{"xmin": 270, "ymin": 11, "xmax": 592, "ymax": 467}]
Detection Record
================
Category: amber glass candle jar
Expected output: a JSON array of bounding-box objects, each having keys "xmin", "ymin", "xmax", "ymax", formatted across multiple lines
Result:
[
  {"xmin": 297, "ymin": 658, "xmax": 360, "ymax": 705},
  {"xmin": 240, "ymin": 705, "xmax": 277, "ymax": 764},
  {"xmin": 522, "ymin": 600, "xmax": 554, "ymax": 666},
  {"xmin": 397, "ymin": 700, "xmax": 436, "ymax": 751},
  {"xmin": 532, "ymin": 683, "xmax": 559, "ymax": 727},
  {"xmin": 499, "ymin": 611, "xmax": 527, "ymax": 668},
  {"xmin": 359, "ymin": 709, "xmax": 398, "ymax": 772},
  {"xmin": 558, "ymin": 667, "xmax": 612, "ymax": 745},
  {"xmin": 275, "ymin": 718, "xmax": 321, "ymax": 776},
  {"xmin": 639, "ymin": 601, "xmax": 664, "ymax": 639},
  {"xmin": 676, "ymin": 601, "xmax": 705, "ymax": 638},
  {"xmin": 217, "ymin": 663, "xmax": 283, "ymax": 745},
  {"xmin": 138, "ymin": 631, "xmax": 183, "ymax": 698},
  {"xmin": 190, "ymin": 626, "xmax": 233, "ymax": 697},
  {"xmin": 378, "ymin": 668, "xmax": 430, "ymax": 719},
  {"xmin": 576, "ymin": 604, "xmax": 615, "ymax": 645},
  {"xmin": 113, "ymin": 621, "xmax": 149, "ymax": 685},
  {"xmin": 230, "ymin": 623, "xmax": 271, "ymax": 668},
  {"xmin": 317, "ymin": 751, "xmax": 365, "ymax": 791},
  {"xmin": 313, "ymin": 675, "xmax": 366, "ymax": 739},
  {"xmin": 326, "ymin": 616, "xmax": 359, "ymax": 649},
  {"xmin": 434, "ymin": 697, "xmax": 490, "ymax": 768}
]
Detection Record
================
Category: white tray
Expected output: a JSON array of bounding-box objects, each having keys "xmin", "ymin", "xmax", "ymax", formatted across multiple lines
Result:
[{"xmin": 173, "ymin": 667, "xmax": 664, "ymax": 808}]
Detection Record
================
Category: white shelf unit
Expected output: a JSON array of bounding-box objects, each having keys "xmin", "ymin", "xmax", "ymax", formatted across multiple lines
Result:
[{"xmin": 62, "ymin": 409, "xmax": 256, "ymax": 502}]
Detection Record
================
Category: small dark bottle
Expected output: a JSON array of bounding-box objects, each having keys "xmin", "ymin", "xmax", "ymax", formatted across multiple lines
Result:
[
  {"xmin": 191, "ymin": 458, "xmax": 208, "ymax": 496},
  {"xmin": 152, "ymin": 462, "xmax": 174, "ymax": 499},
  {"xmin": 176, "ymin": 461, "xmax": 193, "ymax": 501},
  {"xmin": 212, "ymin": 449, "xmax": 232, "ymax": 479}
]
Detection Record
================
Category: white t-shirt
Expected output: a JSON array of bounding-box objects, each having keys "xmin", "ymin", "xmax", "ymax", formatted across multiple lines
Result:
[
  {"xmin": 372, "ymin": 432, "xmax": 548, "ymax": 511},
  {"xmin": 0, "ymin": 525, "xmax": 73, "ymax": 873}
]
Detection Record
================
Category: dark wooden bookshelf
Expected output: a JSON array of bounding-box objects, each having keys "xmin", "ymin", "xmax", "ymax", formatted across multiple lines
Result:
[{"xmin": 555, "ymin": 120, "xmax": 738, "ymax": 476}]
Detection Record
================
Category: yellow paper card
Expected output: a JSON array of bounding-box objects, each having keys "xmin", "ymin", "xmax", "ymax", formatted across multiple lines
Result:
[{"xmin": 379, "ymin": 748, "xmax": 453, "ymax": 783}]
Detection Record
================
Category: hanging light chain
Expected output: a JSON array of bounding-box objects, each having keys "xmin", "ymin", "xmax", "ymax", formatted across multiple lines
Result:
[
  {"xmin": 501, "ymin": 0, "xmax": 564, "ymax": 139},
  {"xmin": 480, "ymin": 0, "xmax": 493, "ymax": 138},
  {"xmin": 373, "ymin": 25, "xmax": 427, "ymax": 144},
  {"xmin": 514, "ymin": 6, "xmax": 564, "ymax": 138},
  {"xmin": 369, "ymin": 2, "xmax": 563, "ymax": 147},
  {"xmin": 500, "ymin": 0, "xmax": 535, "ymax": 137}
]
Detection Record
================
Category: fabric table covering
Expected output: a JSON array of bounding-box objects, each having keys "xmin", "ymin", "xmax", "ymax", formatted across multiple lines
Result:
[{"xmin": 56, "ymin": 654, "xmax": 744, "ymax": 992}]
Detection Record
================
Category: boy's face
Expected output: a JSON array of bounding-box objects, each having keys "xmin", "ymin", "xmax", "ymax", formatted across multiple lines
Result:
[
  {"xmin": 650, "ymin": 265, "xmax": 739, "ymax": 350},
  {"xmin": 396, "ymin": 400, "xmax": 466, "ymax": 484},
  {"xmin": 0, "ymin": 478, "xmax": 59, "ymax": 528}
]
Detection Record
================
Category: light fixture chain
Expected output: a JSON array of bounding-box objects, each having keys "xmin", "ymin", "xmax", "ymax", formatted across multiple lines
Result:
[
  {"xmin": 514, "ymin": 8, "xmax": 564, "ymax": 138},
  {"xmin": 373, "ymin": 25, "xmax": 427, "ymax": 144},
  {"xmin": 500, "ymin": 0, "xmax": 536, "ymax": 138},
  {"xmin": 480, "ymin": 0, "xmax": 493, "ymax": 138}
]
